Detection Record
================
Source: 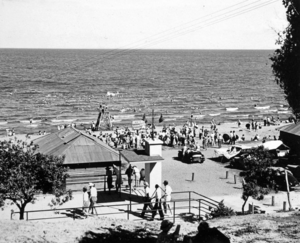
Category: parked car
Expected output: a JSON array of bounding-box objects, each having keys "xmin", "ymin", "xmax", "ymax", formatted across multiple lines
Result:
[{"xmin": 178, "ymin": 149, "xmax": 205, "ymax": 163}]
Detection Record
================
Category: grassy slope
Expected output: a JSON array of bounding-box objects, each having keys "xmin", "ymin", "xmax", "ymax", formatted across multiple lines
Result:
[{"xmin": 1, "ymin": 212, "xmax": 300, "ymax": 243}]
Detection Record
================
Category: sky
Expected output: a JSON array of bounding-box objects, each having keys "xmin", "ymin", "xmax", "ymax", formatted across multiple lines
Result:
[{"xmin": 0, "ymin": 0, "xmax": 288, "ymax": 49}]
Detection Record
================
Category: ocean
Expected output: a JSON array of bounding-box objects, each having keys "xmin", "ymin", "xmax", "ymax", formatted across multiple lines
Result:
[{"xmin": 0, "ymin": 49, "xmax": 290, "ymax": 135}]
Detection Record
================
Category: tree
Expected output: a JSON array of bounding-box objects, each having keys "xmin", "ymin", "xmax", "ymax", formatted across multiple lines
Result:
[
  {"xmin": 241, "ymin": 181, "xmax": 268, "ymax": 214},
  {"xmin": 0, "ymin": 140, "xmax": 71, "ymax": 219},
  {"xmin": 270, "ymin": 0, "xmax": 300, "ymax": 119},
  {"xmin": 239, "ymin": 148, "xmax": 278, "ymax": 214}
]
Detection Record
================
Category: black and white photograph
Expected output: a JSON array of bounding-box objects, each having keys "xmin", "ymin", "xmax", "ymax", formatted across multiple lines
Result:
[{"xmin": 0, "ymin": 0, "xmax": 299, "ymax": 242}]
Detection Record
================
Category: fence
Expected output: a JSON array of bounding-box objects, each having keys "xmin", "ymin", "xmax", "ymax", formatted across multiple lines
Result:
[
  {"xmin": 66, "ymin": 172, "xmax": 144, "ymax": 192},
  {"xmin": 11, "ymin": 191, "xmax": 219, "ymax": 223}
]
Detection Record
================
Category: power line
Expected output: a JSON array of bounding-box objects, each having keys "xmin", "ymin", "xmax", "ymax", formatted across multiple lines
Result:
[
  {"xmin": 52, "ymin": 0, "xmax": 278, "ymax": 77},
  {"xmin": 84, "ymin": 0, "xmax": 278, "ymax": 67},
  {"xmin": 136, "ymin": 0, "xmax": 278, "ymax": 51}
]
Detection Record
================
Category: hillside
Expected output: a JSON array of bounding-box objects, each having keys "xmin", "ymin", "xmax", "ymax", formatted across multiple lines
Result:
[{"xmin": 1, "ymin": 211, "xmax": 300, "ymax": 243}]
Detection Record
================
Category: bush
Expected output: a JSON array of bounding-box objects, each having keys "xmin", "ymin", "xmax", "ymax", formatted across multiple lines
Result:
[{"xmin": 210, "ymin": 200, "xmax": 236, "ymax": 218}]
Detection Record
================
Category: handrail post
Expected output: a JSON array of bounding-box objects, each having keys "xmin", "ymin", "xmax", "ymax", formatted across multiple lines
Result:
[
  {"xmin": 198, "ymin": 199, "xmax": 201, "ymax": 220},
  {"xmin": 26, "ymin": 212, "xmax": 28, "ymax": 221},
  {"xmin": 11, "ymin": 210, "xmax": 14, "ymax": 220},
  {"xmin": 173, "ymin": 201, "xmax": 175, "ymax": 223},
  {"xmin": 104, "ymin": 175, "xmax": 106, "ymax": 192},
  {"xmin": 127, "ymin": 204, "xmax": 129, "ymax": 220},
  {"xmin": 130, "ymin": 198, "xmax": 132, "ymax": 211},
  {"xmin": 189, "ymin": 191, "xmax": 191, "ymax": 214}
]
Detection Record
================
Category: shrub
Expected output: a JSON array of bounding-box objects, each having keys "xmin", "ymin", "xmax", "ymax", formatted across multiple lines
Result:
[{"xmin": 210, "ymin": 200, "xmax": 236, "ymax": 218}]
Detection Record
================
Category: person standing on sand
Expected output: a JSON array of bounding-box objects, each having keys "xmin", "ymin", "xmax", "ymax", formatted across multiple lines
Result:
[
  {"xmin": 229, "ymin": 131, "xmax": 233, "ymax": 145},
  {"xmin": 88, "ymin": 183, "xmax": 98, "ymax": 215},
  {"xmin": 232, "ymin": 131, "xmax": 236, "ymax": 145},
  {"xmin": 202, "ymin": 135, "xmax": 207, "ymax": 150},
  {"xmin": 238, "ymin": 119, "xmax": 241, "ymax": 128},
  {"xmin": 218, "ymin": 134, "xmax": 222, "ymax": 148}
]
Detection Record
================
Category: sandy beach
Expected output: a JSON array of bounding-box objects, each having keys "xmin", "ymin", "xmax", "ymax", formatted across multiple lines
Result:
[
  {"xmin": 1, "ymin": 121, "xmax": 298, "ymax": 219},
  {"xmin": 1, "ymin": 120, "xmax": 300, "ymax": 242}
]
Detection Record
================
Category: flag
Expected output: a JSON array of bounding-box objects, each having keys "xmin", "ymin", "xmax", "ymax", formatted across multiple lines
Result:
[
  {"xmin": 159, "ymin": 114, "xmax": 164, "ymax": 123},
  {"xmin": 142, "ymin": 113, "xmax": 147, "ymax": 124}
]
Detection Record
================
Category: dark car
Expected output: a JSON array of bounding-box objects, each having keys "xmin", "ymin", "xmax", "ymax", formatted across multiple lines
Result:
[{"xmin": 178, "ymin": 149, "xmax": 205, "ymax": 163}]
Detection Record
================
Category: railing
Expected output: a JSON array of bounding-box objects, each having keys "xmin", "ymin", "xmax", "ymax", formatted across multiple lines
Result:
[
  {"xmin": 66, "ymin": 173, "xmax": 144, "ymax": 192},
  {"xmin": 11, "ymin": 191, "xmax": 220, "ymax": 223}
]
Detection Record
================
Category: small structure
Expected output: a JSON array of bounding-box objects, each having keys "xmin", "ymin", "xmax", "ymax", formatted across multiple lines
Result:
[
  {"xmin": 121, "ymin": 138, "xmax": 164, "ymax": 193},
  {"xmin": 33, "ymin": 127, "xmax": 123, "ymax": 190},
  {"xmin": 261, "ymin": 140, "xmax": 290, "ymax": 157},
  {"xmin": 279, "ymin": 123, "xmax": 300, "ymax": 154}
]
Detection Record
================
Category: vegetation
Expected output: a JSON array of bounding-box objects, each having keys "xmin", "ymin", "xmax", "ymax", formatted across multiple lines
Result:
[
  {"xmin": 239, "ymin": 148, "xmax": 279, "ymax": 214},
  {"xmin": 241, "ymin": 181, "xmax": 269, "ymax": 214},
  {"xmin": 0, "ymin": 139, "xmax": 71, "ymax": 219},
  {"xmin": 270, "ymin": 0, "xmax": 300, "ymax": 119},
  {"xmin": 210, "ymin": 200, "xmax": 236, "ymax": 218}
]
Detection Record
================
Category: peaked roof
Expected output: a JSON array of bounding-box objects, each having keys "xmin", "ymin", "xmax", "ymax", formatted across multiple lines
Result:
[
  {"xmin": 33, "ymin": 127, "xmax": 120, "ymax": 165},
  {"xmin": 279, "ymin": 123, "xmax": 300, "ymax": 136},
  {"xmin": 262, "ymin": 140, "xmax": 289, "ymax": 151}
]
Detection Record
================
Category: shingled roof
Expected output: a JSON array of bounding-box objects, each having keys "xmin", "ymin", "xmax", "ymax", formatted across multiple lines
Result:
[
  {"xmin": 279, "ymin": 123, "xmax": 300, "ymax": 136},
  {"xmin": 33, "ymin": 127, "xmax": 120, "ymax": 165}
]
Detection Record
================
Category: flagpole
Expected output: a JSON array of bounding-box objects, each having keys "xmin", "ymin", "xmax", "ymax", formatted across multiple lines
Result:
[{"xmin": 152, "ymin": 109, "xmax": 154, "ymax": 140}]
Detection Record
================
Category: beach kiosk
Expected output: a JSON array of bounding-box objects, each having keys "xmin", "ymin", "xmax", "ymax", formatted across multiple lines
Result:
[
  {"xmin": 33, "ymin": 127, "xmax": 123, "ymax": 191},
  {"xmin": 120, "ymin": 138, "xmax": 164, "ymax": 193}
]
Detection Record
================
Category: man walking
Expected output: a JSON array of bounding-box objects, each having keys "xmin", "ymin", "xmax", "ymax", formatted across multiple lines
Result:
[
  {"xmin": 88, "ymin": 183, "xmax": 98, "ymax": 215},
  {"xmin": 151, "ymin": 184, "xmax": 164, "ymax": 220},
  {"xmin": 162, "ymin": 180, "xmax": 172, "ymax": 215},
  {"xmin": 141, "ymin": 182, "xmax": 153, "ymax": 218}
]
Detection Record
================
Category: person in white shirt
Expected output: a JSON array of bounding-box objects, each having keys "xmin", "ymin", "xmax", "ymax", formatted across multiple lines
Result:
[
  {"xmin": 88, "ymin": 183, "xmax": 98, "ymax": 215},
  {"xmin": 82, "ymin": 186, "xmax": 89, "ymax": 215},
  {"xmin": 162, "ymin": 180, "xmax": 172, "ymax": 215},
  {"xmin": 141, "ymin": 182, "xmax": 154, "ymax": 218},
  {"xmin": 132, "ymin": 166, "xmax": 140, "ymax": 187},
  {"xmin": 151, "ymin": 184, "xmax": 164, "ymax": 220}
]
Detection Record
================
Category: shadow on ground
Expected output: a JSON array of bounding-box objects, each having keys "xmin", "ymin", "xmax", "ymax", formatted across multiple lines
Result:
[
  {"xmin": 79, "ymin": 227, "xmax": 157, "ymax": 243},
  {"xmin": 173, "ymin": 157, "xmax": 204, "ymax": 165},
  {"xmin": 177, "ymin": 212, "xmax": 200, "ymax": 224}
]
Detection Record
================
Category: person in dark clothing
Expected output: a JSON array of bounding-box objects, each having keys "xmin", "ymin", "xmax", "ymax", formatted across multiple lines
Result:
[
  {"xmin": 183, "ymin": 221, "xmax": 230, "ymax": 243},
  {"xmin": 151, "ymin": 184, "xmax": 164, "ymax": 220},
  {"xmin": 125, "ymin": 164, "xmax": 133, "ymax": 188}
]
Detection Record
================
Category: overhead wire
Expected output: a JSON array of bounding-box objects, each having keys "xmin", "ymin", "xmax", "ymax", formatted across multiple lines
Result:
[
  {"xmin": 52, "ymin": 0, "xmax": 279, "ymax": 77},
  {"xmin": 134, "ymin": 0, "xmax": 278, "ymax": 51},
  {"xmin": 85, "ymin": 0, "xmax": 278, "ymax": 66}
]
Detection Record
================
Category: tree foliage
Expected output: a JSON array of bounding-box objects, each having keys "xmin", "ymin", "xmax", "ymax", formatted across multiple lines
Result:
[
  {"xmin": 239, "ymin": 148, "xmax": 278, "ymax": 214},
  {"xmin": 270, "ymin": 0, "xmax": 300, "ymax": 118},
  {"xmin": 210, "ymin": 200, "xmax": 236, "ymax": 218},
  {"xmin": 0, "ymin": 140, "xmax": 70, "ymax": 219},
  {"xmin": 241, "ymin": 181, "xmax": 269, "ymax": 214}
]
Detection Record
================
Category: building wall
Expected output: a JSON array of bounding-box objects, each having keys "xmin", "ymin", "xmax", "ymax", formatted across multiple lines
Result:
[{"xmin": 280, "ymin": 131, "xmax": 300, "ymax": 155}]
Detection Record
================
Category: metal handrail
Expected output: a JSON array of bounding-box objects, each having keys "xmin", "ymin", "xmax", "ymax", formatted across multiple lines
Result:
[{"xmin": 11, "ymin": 191, "xmax": 220, "ymax": 222}]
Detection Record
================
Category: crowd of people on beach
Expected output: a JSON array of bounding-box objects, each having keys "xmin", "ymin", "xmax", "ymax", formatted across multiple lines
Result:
[{"xmin": 79, "ymin": 113, "xmax": 289, "ymax": 157}]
